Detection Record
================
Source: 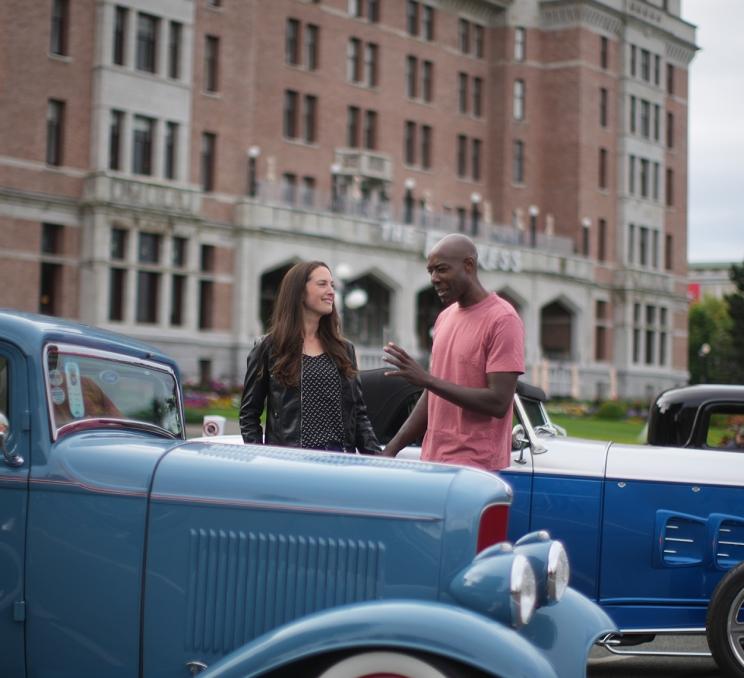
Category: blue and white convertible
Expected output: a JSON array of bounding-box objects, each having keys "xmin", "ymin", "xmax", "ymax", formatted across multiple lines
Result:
[{"xmin": 358, "ymin": 369, "xmax": 744, "ymax": 678}]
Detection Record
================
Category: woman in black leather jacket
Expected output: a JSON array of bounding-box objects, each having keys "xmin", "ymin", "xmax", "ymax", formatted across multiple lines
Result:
[{"xmin": 239, "ymin": 261, "xmax": 381, "ymax": 455}]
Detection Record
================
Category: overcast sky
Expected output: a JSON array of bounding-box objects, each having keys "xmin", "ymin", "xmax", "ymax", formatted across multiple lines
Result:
[{"xmin": 684, "ymin": 1, "xmax": 744, "ymax": 264}]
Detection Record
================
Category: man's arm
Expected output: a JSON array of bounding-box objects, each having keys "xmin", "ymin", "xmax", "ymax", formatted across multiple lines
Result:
[
  {"xmin": 383, "ymin": 342, "xmax": 518, "ymax": 418},
  {"xmin": 382, "ymin": 390, "xmax": 428, "ymax": 457}
]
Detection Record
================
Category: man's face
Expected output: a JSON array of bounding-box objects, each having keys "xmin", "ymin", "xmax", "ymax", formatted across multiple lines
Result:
[{"xmin": 426, "ymin": 250, "xmax": 470, "ymax": 306}]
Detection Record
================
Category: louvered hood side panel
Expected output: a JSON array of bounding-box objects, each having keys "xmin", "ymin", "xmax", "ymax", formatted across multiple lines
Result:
[{"xmin": 185, "ymin": 528, "xmax": 385, "ymax": 653}]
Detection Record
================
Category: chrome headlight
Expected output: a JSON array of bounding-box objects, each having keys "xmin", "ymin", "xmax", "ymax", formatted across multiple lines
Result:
[
  {"xmin": 510, "ymin": 553, "xmax": 537, "ymax": 627},
  {"xmin": 514, "ymin": 531, "xmax": 571, "ymax": 605},
  {"xmin": 546, "ymin": 540, "xmax": 570, "ymax": 602}
]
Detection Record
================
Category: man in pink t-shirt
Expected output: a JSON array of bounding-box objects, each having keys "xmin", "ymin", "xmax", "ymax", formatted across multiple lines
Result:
[{"xmin": 382, "ymin": 233, "xmax": 524, "ymax": 472}]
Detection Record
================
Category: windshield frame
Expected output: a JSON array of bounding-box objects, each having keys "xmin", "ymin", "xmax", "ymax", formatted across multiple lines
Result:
[{"xmin": 43, "ymin": 342, "xmax": 185, "ymax": 442}]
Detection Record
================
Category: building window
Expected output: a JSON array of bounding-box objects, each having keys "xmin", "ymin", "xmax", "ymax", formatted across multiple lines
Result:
[
  {"xmin": 582, "ymin": 222, "xmax": 590, "ymax": 257},
  {"xmin": 472, "ymin": 138, "xmax": 481, "ymax": 181},
  {"xmin": 136, "ymin": 270, "xmax": 159, "ymax": 323},
  {"xmin": 645, "ymin": 305, "xmax": 656, "ymax": 365},
  {"xmin": 659, "ymin": 307, "xmax": 668, "ymax": 366},
  {"xmin": 639, "ymin": 226, "xmax": 648, "ymax": 267},
  {"xmin": 456, "ymin": 134, "xmax": 467, "ymax": 178},
  {"xmin": 368, "ymin": 0, "xmax": 380, "ymax": 23},
  {"xmin": 458, "ymin": 19, "xmax": 470, "ymax": 54},
  {"xmin": 628, "ymin": 155, "xmax": 636, "ymax": 194},
  {"xmin": 665, "ymin": 234, "xmax": 673, "ymax": 270},
  {"xmin": 111, "ymin": 227, "xmax": 128, "ymax": 260},
  {"xmin": 653, "ymin": 162, "xmax": 660, "ymax": 201},
  {"xmin": 204, "ymin": 36, "xmax": 219, "ymax": 92},
  {"xmin": 423, "ymin": 5, "xmax": 435, "ymax": 40},
  {"xmin": 666, "ymin": 168, "xmax": 674, "ymax": 206},
  {"xmin": 301, "ymin": 176, "xmax": 316, "ymax": 207},
  {"xmin": 654, "ymin": 54, "xmax": 661, "ymax": 86},
  {"xmin": 600, "ymin": 87, "xmax": 608, "ymax": 127},
  {"xmin": 599, "ymin": 147, "xmax": 607, "ymax": 189},
  {"xmin": 632, "ymin": 303, "xmax": 641, "ymax": 363},
  {"xmin": 109, "ymin": 268, "xmax": 126, "ymax": 321},
  {"xmin": 474, "ymin": 25, "xmax": 484, "ymax": 58},
  {"xmin": 363, "ymin": 110, "xmax": 377, "ymax": 150},
  {"xmin": 595, "ymin": 301, "xmax": 608, "ymax": 361},
  {"xmin": 136, "ymin": 12, "xmax": 159, "ymax": 73},
  {"xmin": 50, "ymin": 0, "xmax": 69, "ymax": 56},
  {"xmin": 132, "ymin": 115, "xmax": 154, "ymax": 175},
  {"xmin": 168, "ymin": 21, "xmax": 181, "ymax": 79},
  {"xmin": 627, "ymin": 223, "xmax": 635, "ymax": 264},
  {"xmin": 201, "ymin": 132, "xmax": 216, "ymax": 192},
  {"xmin": 629, "ymin": 95, "xmax": 636, "ymax": 133},
  {"xmin": 283, "ymin": 90, "xmax": 298, "ymax": 139},
  {"xmin": 667, "ymin": 111, "xmax": 674, "ymax": 148},
  {"xmin": 652, "ymin": 229, "xmax": 659, "ymax": 268},
  {"xmin": 109, "ymin": 110, "xmax": 124, "ymax": 171},
  {"xmin": 170, "ymin": 274, "xmax": 185, "ymax": 326},
  {"xmin": 640, "ymin": 99, "xmax": 650, "ymax": 138},
  {"xmin": 422, "ymin": 60, "xmax": 433, "ymax": 102},
  {"xmin": 421, "ymin": 124, "xmax": 432, "ymax": 169},
  {"xmin": 640, "ymin": 48, "xmax": 650, "ymax": 81},
  {"xmin": 348, "ymin": 106, "xmax": 361, "ymax": 148},
  {"xmin": 41, "ymin": 223, "xmax": 63, "ymax": 255},
  {"xmin": 364, "ymin": 43, "xmax": 378, "ymax": 86},
  {"xmin": 406, "ymin": 56, "xmax": 418, "ymax": 98},
  {"xmin": 598, "ymin": 218, "xmax": 607, "ymax": 262},
  {"xmin": 306, "ymin": 24, "xmax": 319, "ymax": 70},
  {"xmin": 348, "ymin": 0, "xmax": 362, "ymax": 17},
  {"xmin": 458, "ymin": 72, "xmax": 468, "ymax": 114},
  {"xmin": 406, "ymin": 0, "xmax": 419, "ymax": 36},
  {"xmin": 347, "ymin": 38, "xmax": 362, "ymax": 82},
  {"xmin": 640, "ymin": 158, "xmax": 648, "ymax": 198},
  {"xmin": 404, "ymin": 120, "xmax": 416, "ymax": 164},
  {"xmin": 513, "ymin": 140, "xmax": 524, "ymax": 183},
  {"xmin": 164, "ymin": 121, "xmax": 178, "ymax": 180},
  {"xmin": 514, "ymin": 27, "xmax": 525, "ymax": 61},
  {"xmin": 200, "ymin": 244, "xmax": 215, "ymax": 272},
  {"xmin": 281, "ymin": 173, "xmax": 297, "ymax": 204},
  {"xmin": 286, "ymin": 18, "xmax": 300, "ymax": 65},
  {"xmin": 138, "ymin": 232, "xmax": 161, "ymax": 264},
  {"xmin": 513, "ymin": 79, "xmax": 525, "ymax": 120},
  {"xmin": 303, "ymin": 95, "xmax": 317, "ymax": 144},
  {"xmin": 46, "ymin": 99, "xmax": 65, "ymax": 166},
  {"xmin": 172, "ymin": 236, "xmax": 187, "ymax": 267},
  {"xmin": 600, "ymin": 35, "xmax": 608, "ymax": 69},
  {"xmin": 207, "ymin": 0, "xmax": 221, "ymax": 6},
  {"xmin": 113, "ymin": 6, "xmax": 128, "ymax": 65},
  {"xmin": 473, "ymin": 77, "xmax": 482, "ymax": 117},
  {"xmin": 198, "ymin": 280, "xmax": 214, "ymax": 330},
  {"xmin": 630, "ymin": 44, "xmax": 636, "ymax": 77},
  {"xmin": 653, "ymin": 104, "xmax": 660, "ymax": 141},
  {"xmin": 667, "ymin": 63, "xmax": 675, "ymax": 94}
]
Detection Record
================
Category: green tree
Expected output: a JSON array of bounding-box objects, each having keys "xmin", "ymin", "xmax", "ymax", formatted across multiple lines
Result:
[
  {"xmin": 688, "ymin": 295, "xmax": 733, "ymax": 384},
  {"xmin": 724, "ymin": 261, "xmax": 744, "ymax": 383}
]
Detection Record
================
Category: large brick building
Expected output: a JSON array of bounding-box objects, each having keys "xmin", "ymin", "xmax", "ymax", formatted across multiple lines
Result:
[{"xmin": 0, "ymin": 0, "xmax": 697, "ymax": 398}]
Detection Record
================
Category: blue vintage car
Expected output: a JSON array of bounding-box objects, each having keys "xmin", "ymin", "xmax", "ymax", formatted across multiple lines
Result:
[
  {"xmin": 0, "ymin": 310, "xmax": 612, "ymax": 678},
  {"xmin": 358, "ymin": 369, "xmax": 744, "ymax": 677}
]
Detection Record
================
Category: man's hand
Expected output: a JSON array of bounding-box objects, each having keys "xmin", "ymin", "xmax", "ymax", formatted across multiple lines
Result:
[{"xmin": 382, "ymin": 342, "xmax": 430, "ymax": 388}]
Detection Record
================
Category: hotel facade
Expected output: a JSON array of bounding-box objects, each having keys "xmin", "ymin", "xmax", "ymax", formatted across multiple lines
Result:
[{"xmin": 0, "ymin": 0, "xmax": 697, "ymax": 399}]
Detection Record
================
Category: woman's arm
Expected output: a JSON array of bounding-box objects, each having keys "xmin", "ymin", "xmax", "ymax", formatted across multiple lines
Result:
[{"xmin": 239, "ymin": 338, "xmax": 269, "ymax": 443}]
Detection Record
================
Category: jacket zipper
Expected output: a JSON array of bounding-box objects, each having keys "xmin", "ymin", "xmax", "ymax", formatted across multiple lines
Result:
[{"xmin": 299, "ymin": 354, "xmax": 303, "ymax": 448}]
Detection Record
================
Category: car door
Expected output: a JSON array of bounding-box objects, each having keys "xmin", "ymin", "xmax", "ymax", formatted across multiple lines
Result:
[
  {"xmin": 599, "ymin": 442, "xmax": 744, "ymax": 630},
  {"xmin": 0, "ymin": 342, "xmax": 30, "ymax": 677}
]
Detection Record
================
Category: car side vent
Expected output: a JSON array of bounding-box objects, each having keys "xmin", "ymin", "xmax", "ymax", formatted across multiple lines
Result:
[
  {"xmin": 655, "ymin": 511, "xmax": 705, "ymax": 568},
  {"xmin": 714, "ymin": 518, "xmax": 744, "ymax": 570},
  {"xmin": 185, "ymin": 528, "xmax": 385, "ymax": 653}
]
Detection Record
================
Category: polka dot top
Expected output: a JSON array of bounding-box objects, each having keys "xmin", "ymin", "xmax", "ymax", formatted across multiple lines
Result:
[{"xmin": 300, "ymin": 353, "xmax": 346, "ymax": 451}]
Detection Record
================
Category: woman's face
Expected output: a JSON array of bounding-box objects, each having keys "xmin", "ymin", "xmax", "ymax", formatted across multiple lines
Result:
[{"xmin": 302, "ymin": 266, "xmax": 336, "ymax": 317}]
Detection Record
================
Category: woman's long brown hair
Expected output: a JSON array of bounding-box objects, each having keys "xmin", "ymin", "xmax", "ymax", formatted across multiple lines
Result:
[{"xmin": 268, "ymin": 261, "xmax": 356, "ymax": 387}]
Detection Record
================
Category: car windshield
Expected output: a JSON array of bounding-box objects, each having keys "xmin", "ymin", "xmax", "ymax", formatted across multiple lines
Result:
[{"xmin": 45, "ymin": 343, "xmax": 183, "ymax": 439}]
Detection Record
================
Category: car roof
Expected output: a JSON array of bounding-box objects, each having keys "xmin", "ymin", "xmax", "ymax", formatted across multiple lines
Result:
[{"xmin": 0, "ymin": 309, "xmax": 177, "ymax": 369}]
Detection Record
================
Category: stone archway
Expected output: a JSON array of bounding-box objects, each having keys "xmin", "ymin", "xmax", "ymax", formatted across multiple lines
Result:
[
  {"xmin": 342, "ymin": 273, "xmax": 391, "ymax": 347},
  {"xmin": 540, "ymin": 300, "xmax": 573, "ymax": 360},
  {"xmin": 259, "ymin": 262, "xmax": 294, "ymax": 332}
]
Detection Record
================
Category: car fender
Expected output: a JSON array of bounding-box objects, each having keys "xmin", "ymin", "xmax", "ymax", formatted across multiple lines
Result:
[{"xmin": 198, "ymin": 599, "xmax": 560, "ymax": 678}]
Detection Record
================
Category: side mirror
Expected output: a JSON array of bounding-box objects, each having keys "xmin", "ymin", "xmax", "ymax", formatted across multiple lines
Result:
[
  {"xmin": 0, "ymin": 412, "xmax": 24, "ymax": 468},
  {"xmin": 511, "ymin": 423, "xmax": 529, "ymax": 452}
]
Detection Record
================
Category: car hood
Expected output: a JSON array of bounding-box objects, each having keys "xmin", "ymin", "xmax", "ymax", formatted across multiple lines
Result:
[{"xmin": 152, "ymin": 440, "xmax": 512, "ymax": 519}]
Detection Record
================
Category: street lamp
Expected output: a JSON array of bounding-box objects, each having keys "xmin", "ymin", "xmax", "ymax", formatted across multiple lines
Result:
[
  {"xmin": 471, "ymin": 192, "xmax": 481, "ymax": 237},
  {"xmin": 330, "ymin": 163, "xmax": 342, "ymax": 211},
  {"xmin": 335, "ymin": 263, "xmax": 368, "ymax": 332},
  {"xmin": 698, "ymin": 342, "xmax": 711, "ymax": 383},
  {"xmin": 247, "ymin": 146, "xmax": 260, "ymax": 197},
  {"xmin": 528, "ymin": 205, "xmax": 539, "ymax": 247}
]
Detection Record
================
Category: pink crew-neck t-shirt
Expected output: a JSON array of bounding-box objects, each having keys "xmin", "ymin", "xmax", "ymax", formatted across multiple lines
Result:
[{"xmin": 421, "ymin": 293, "xmax": 524, "ymax": 472}]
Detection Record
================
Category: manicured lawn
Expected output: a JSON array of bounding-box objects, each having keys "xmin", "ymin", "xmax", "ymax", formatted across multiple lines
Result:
[{"xmin": 549, "ymin": 414, "xmax": 647, "ymax": 444}]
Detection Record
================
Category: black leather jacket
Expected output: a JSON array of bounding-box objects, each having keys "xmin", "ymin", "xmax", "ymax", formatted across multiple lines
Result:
[{"xmin": 239, "ymin": 336, "xmax": 381, "ymax": 454}]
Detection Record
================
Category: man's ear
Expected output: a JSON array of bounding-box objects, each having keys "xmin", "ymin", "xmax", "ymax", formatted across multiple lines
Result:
[{"xmin": 463, "ymin": 256, "xmax": 477, "ymax": 273}]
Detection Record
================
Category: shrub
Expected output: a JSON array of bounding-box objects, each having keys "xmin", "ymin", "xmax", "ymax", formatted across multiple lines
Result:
[{"xmin": 596, "ymin": 400, "xmax": 627, "ymax": 420}]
